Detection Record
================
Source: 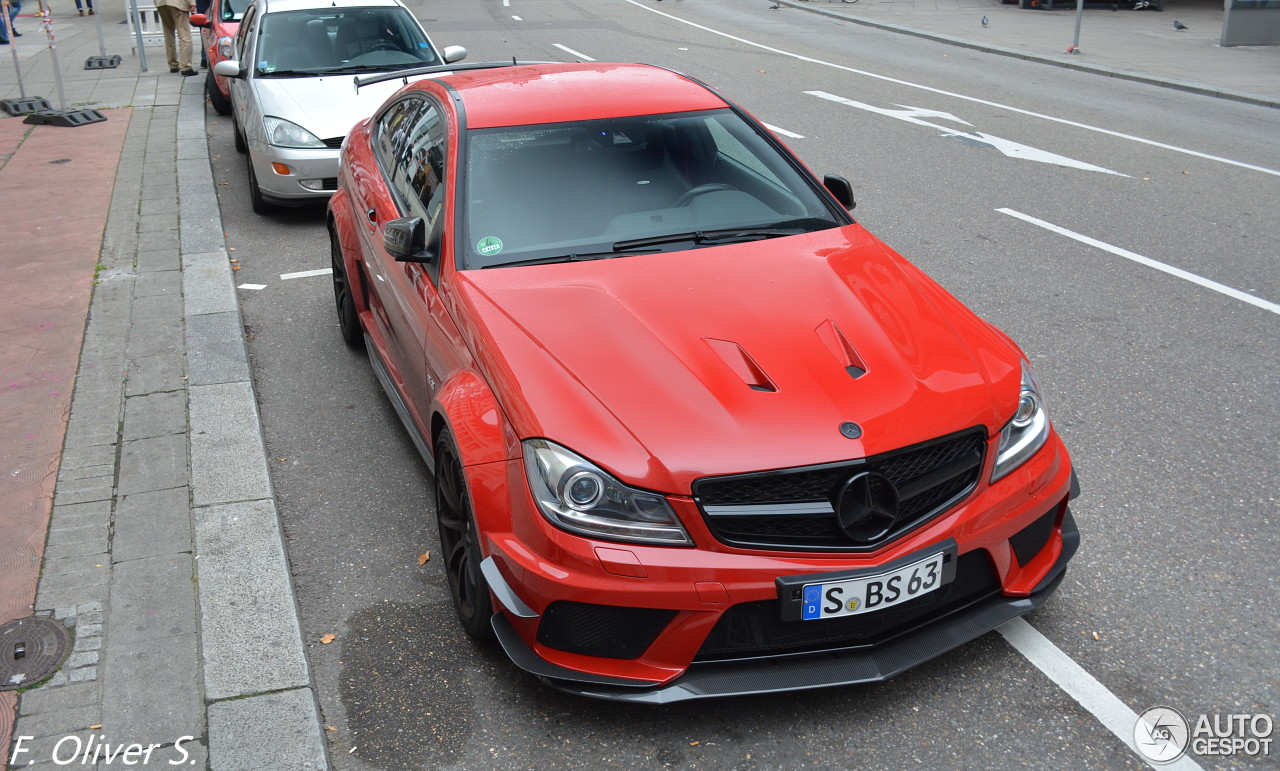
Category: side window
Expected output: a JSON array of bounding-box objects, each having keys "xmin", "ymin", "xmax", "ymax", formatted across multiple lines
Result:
[
  {"xmin": 375, "ymin": 97, "xmax": 447, "ymax": 232},
  {"xmin": 234, "ymin": 5, "xmax": 256, "ymax": 60}
]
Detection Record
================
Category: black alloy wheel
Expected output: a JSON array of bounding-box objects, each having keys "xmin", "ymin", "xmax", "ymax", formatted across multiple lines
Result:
[
  {"xmin": 232, "ymin": 111, "xmax": 246, "ymax": 153},
  {"xmin": 329, "ymin": 226, "xmax": 362, "ymax": 348},
  {"xmin": 434, "ymin": 430, "xmax": 495, "ymax": 640}
]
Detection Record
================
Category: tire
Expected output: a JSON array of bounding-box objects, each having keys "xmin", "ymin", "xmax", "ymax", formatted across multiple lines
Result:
[
  {"xmin": 434, "ymin": 430, "xmax": 495, "ymax": 640},
  {"xmin": 232, "ymin": 112, "xmax": 247, "ymax": 153},
  {"xmin": 246, "ymin": 154, "xmax": 272, "ymax": 214},
  {"xmin": 330, "ymin": 226, "xmax": 363, "ymax": 349},
  {"xmin": 206, "ymin": 70, "xmax": 231, "ymax": 116}
]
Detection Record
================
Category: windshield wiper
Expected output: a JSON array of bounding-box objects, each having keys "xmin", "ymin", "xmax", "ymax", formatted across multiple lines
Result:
[
  {"xmin": 612, "ymin": 227, "xmax": 807, "ymax": 251},
  {"xmin": 257, "ymin": 68, "xmax": 316, "ymax": 77},
  {"xmin": 482, "ymin": 247, "xmax": 660, "ymax": 269},
  {"xmin": 318, "ymin": 64, "xmax": 403, "ymax": 75}
]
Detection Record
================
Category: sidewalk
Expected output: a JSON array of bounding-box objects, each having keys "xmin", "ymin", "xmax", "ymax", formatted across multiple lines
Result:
[
  {"xmin": 0, "ymin": 2, "xmax": 1274, "ymax": 770},
  {"xmin": 1, "ymin": 7, "xmax": 325, "ymax": 770},
  {"xmin": 784, "ymin": 0, "xmax": 1280, "ymax": 106}
]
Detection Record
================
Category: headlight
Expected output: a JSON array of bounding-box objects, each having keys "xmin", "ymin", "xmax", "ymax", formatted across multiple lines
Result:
[
  {"xmin": 523, "ymin": 439, "xmax": 693, "ymax": 546},
  {"xmin": 991, "ymin": 363, "xmax": 1051, "ymax": 483},
  {"xmin": 262, "ymin": 116, "xmax": 326, "ymax": 149},
  {"xmin": 217, "ymin": 35, "xmax": 233, "ymax": 59}
]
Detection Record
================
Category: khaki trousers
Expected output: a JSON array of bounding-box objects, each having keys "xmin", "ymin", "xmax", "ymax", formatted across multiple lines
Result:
[{"xmin": 157, "ymin": 5, "xmax": 193, "ymax": 72}]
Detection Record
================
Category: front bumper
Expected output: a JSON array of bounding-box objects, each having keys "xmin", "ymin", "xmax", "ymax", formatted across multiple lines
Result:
[
  {"xmin": 491, "ymin": 510, "xmax": 1078, "ymax": 704},
  {"xmin": 249, "ymin": 145, "xmax": 339, "ymax": 205}
]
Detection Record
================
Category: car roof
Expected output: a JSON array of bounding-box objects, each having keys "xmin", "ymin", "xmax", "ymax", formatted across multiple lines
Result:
[
  {"xmin": 257, "ymin": 0, "xmax": 405, "ymax": 14},
  {"xmin": 438, "ymin": 63, "xmax": 731, "ymax": 130}
]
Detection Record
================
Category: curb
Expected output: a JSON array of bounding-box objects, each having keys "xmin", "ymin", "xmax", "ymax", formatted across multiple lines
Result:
[{"xmin": 780, "ymin": 0, "xmax": 1280, "ymax": 109}]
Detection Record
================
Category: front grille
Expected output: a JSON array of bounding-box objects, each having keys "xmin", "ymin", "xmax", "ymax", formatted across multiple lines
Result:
[
  {"xmin": 322, "ymin": 137, "xmax": 344, "ymax": 149},
  {"xmin": 537, "ymin": 602, "xmax": 676, "ymax": 660},
  {"xmin": 693, "ymin": 428, "xmax": 986, "ymax": 551},
  {"xmin": 695, "ymin": 550, "xmax": 999, "ymax": 661}
]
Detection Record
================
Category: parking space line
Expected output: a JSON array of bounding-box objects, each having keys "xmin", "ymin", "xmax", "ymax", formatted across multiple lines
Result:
[
  {"xmin": 623, "ymin": 0, "xmax": 1280, "ymax": 178},
  {"xmin": 238, "ymin": 283, "xmax": 267, "ymax": 290},
  {"xmin": 553, "ymin": 43, "xmax": 595, "ymax": 61},
  {"xmin": 998, "ymin": 208, "xmax": 1280, "ymax": 316},
  {"xmin": 999, "ymin": 618, "xmax": 1205, "ymax": 771},
  {"xmin": 763, "ymin": 123, "xmax": 804, "ymax": 139},
  {"xmin": 280, "ymin": 268, "xmax": 333, "ymax": 281},
  {"xmin": 512, "ymin": 15, "xmax": 522, "ymax": 21}
]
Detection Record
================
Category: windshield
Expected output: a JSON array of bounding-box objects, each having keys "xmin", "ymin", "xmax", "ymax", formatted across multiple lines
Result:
[
  {"xmin": 219, "ymin": 0, "xmax": 244, "ymax": 23},
  {"xmin": 462, "ymin": 109, "xmax": 845, "ymax": 269},
  {"xmin": 255, "ymin": 8, "xmax": 439, "ymax": 77}
]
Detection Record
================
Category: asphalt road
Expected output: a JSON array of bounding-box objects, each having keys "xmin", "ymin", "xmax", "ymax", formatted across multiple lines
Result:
[{"xmin": 207, "ymin": 1, "xmax": 1280, "ymax": 768}]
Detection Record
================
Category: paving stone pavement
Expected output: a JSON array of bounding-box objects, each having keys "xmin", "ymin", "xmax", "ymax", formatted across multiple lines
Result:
[
  {"xmin": 1, "ymin": 8, "xmax": 324, "ymax": 770},
  {"xmin": 0, "ymin": 1, "xmax": 1274, "ymax": 770}
]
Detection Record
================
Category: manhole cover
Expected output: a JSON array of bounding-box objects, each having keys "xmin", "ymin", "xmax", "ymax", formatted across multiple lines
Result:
[{"xmin": 0, "ymin": 617, "xmax": 71, "ymax": 690}]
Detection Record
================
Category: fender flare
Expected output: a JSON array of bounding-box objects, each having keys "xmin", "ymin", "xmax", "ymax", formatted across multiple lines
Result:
[
  {"xmin": 432, "ymin": 370, "xmax": 519, "ymax": 535},
  {"xmin": 327, "ymin": 191, "xmax": 367, "ymax": 312}
]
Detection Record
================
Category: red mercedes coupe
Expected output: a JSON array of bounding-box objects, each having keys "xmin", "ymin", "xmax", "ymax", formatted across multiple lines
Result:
[{"xmin": 327, "ymin": 61, "xmax": 1079, "ymax": 703}]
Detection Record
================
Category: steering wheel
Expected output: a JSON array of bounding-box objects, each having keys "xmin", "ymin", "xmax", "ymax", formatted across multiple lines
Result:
[
  {"xmin": 674, "ymin": 183, "xmax": 738, "ymax": 207},
  {"xmin": 368, "ymin": 39, "xmax": 399, "ymax": 53}
]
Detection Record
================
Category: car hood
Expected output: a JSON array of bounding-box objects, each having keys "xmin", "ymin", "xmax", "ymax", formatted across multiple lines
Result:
[
  {"xmin": 251, "ymin": 75, "xmax": 421, "ymax": 142},
  {"xmin": 454, "ymin": 225, "xmax": 1024, "ymax": 493}
]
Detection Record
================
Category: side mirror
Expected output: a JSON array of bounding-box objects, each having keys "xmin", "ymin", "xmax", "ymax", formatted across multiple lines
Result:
[
  {"xmin": 384, "ymin": 216, "xmax": 441, "ymax": 264},
  {"xmin": 823, "ymin": 174, "xmax": 855, "ymax": 210},
  {"xmin": 442, "ymin": 45, "xmax": 467, "ymax": 64},
  {"xmin": 189, "ymin": 13, "xmax": 210, "ymax": 27},
  {"xmin": 213, "ymin": 59, "xmax": 243, "ymax": 79}
]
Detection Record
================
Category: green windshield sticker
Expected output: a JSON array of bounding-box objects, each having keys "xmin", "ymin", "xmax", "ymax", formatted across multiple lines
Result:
[{"xmin": 476, "ymin": 236, "xmax": 503, "ymax": 256}]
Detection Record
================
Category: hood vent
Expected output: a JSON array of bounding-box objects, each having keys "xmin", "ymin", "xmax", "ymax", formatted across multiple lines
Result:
[
  {"xmin": 704, "ymin": 338, "xmax": 778, "ymax": 393},
  {"xmin": 815, "ymin": 320, "xmax": 868, "ymax": 380}
]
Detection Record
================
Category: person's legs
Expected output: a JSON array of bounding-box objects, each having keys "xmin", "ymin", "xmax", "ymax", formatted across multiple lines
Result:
[
  {"xmin": 157, "ymin": 5, "xmax": 181, "ymax": 71},
  {"xmin": 175, "ymin": 9, "xmax": 194, "ymax": 72},
  {"xmin": 8, "ymin": 1, "xmax": 20, "ymax": 36}
]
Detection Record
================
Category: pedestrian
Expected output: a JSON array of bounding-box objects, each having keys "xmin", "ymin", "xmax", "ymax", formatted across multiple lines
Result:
[
  {"xmin": 156, "ymin": 0, "xmax": 199, "ymax": 75},
  {"xmin": 74, "ymin": 0, "xmax": 94, "ymax": 16},
  {"xmin": 0, "ymin": 0, "xmax": 22, "ymax": 46}
]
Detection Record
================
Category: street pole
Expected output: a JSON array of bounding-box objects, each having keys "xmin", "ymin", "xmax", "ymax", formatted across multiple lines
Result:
[
  {"xmin": 1070, "ymin": 0, "xmax": 1084, "ymax": 53},
  {"xmin": 129, "ymin": 0, "xmax": 149, "ymax": 71},
  {"xmin": 1, "ymin": 1, "xmax": 25, "ymax": 98}
]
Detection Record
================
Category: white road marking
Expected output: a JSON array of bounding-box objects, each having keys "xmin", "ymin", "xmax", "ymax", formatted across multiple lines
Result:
[
  {"xmin": 553, "ymin": 43, "xmax": 595, "ymax": 61},
  {"xmin": 809, "ymin": 91, "xmax": 1126, "ymax": 176},
  {"xmin": 763, "ymin": 122, "xmax": 804, "ymax": 139},
  {"xmin": 280, "ymin": 268, "xmax": 333, "ymax": 281},
  {"xmin": 999, "ymin": 618, "xmax": 1206, "ymax": 771},
  {"xmin": 998, "ymin": 208, "xmax": 1280, "ymax": 315},
  {"xmin": 623, "ymin": 0, "xmax": 1280, "ymax": 177},
  {"xmin": 512, "ymin": 15, "xmax": 522, "ymax": 21},
  {"xmin": 237, "ymin": 283, "xmax": 267, "ymax": 290},
  {"xmin": 503, "ymin": 0, "xmax": 509, "ymax": 5}
]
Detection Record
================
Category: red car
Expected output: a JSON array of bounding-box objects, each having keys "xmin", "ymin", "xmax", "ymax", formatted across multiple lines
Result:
[
  {"xmin": 327, "ymin": 61, "xmax": 1079, "ymax": 703},
  {"xmin": 191, "ymin": 0, "xmax": 244, "ymax": 116}
]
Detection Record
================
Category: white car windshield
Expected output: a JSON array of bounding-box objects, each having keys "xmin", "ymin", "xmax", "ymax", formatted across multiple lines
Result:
[{"xmin": 255, "ymin": 8, "xmax": 438, "ymax": 76}]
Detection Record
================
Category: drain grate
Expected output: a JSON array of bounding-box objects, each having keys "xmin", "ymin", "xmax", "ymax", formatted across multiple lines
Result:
[{"xmin": 0, "ymin": 617, "xmax": 72, "ymax": 690}]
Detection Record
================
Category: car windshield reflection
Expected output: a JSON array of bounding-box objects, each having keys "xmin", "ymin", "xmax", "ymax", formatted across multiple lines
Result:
[
  {"xmin": 463, "ymin": 109, "xmax": 844, "ymax": 269},
  {"xmin": 255, "ymin": 8, "xmax": 439, "ymax": 77}
]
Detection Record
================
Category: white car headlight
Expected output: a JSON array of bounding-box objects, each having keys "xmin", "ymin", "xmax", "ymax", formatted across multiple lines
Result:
[
  {"xmin": 991, "ymin": 363, "xmax": 1051, "ymax": 483},
  {"xmin": 523, "ymin": 439, "xmax": 692, "ymax": 546},
  {"xmin": 262, "ymin": 116, "xmax": 326, "ymax": 149},
  {"xmin": 217, "ymin": 35, "xmax": 233, "ymax": 60}
]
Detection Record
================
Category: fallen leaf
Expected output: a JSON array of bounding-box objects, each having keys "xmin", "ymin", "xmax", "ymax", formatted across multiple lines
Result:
[
  {"xmin": 417, "ymin": 551, "xmax": 430, "ymax": 565},
  {"xmin": 90, "ymin": 725, "xmax": 102, "ymax": 730},
  {"xmin": 321, "ymin": 633, "xmax": 337, "ymax": 644},
  {"xmin": 1092, "ymin": 631, "xmax": 1101, "ymax": 640},
  {"xmin": 327, "ymin": 726, "xmax": 337, "ymax": 732},
  {"xmin": 217, "ymin": 181, "xmax": 229, "ymax": 186},
  {"xmin": 229, "ymin": 247, "xmax": 237, "ymax": 251},
  {"xmin": 690, "ymin": 741, "xmax": 700, "ymax": 746}
]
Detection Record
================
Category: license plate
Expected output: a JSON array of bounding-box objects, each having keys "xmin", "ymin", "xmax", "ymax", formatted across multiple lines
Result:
[{"xmin": 799, "ymin": 550, "xmax": 948, "ymax": 621}]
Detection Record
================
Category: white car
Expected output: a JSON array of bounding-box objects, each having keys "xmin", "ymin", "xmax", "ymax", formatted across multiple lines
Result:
[{"xmin": 214, "ymin": 0, "xmax": 465, "ymax": 213}]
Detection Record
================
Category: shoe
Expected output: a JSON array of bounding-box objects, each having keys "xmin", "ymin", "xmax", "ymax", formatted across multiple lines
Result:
[
  {"xmin": 88, "ymin": 8, "xmax": 95, "ymax": 14},
  {"xmin": 12, "ymin": 31, "xmax": 19, "ymax": 36},
  {"xmin": 0, "ymin": 40, "xmax": 8, "ymax": 45},
  {"xmin": 170, "ymin": 67, "xmax": 179, "ymax": 73},
  {"xmin": 79, "ymin": 9, "xmax": 84, "ymax": 14},
  {"xmin": 181, "ymin": 69, "xmax": 198, "ymax": 76}
]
